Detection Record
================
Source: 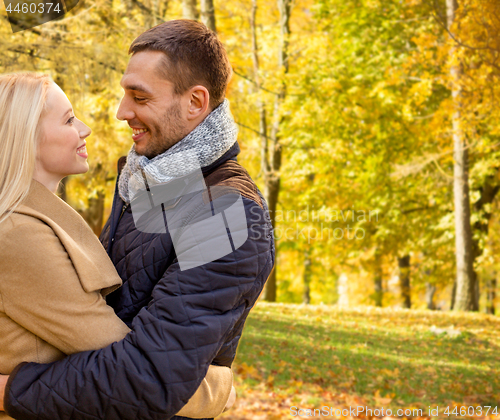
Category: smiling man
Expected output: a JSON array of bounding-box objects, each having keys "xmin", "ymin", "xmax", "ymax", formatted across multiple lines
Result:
[
  {"xmin": 0, "ymin": 20, "xmax": 274, "ymax": 420},
  {"xmin": 119, "ymin": 50, "xmax": 190, "ymax": 159}
]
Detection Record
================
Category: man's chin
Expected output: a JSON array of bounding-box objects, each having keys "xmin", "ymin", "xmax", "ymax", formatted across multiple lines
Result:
[
  {"xmin": 134, "ymin": 143, "xmax": 154, "ymax": 159},
  {"xmin": 134, "ymin": 136, "xmax": 182, "ymax": 159}
]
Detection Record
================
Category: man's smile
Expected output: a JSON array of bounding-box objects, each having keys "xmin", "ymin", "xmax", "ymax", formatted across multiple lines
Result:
[{"xmin": 132, "ymin": 128, "xmax": 148, "ymax": 141}]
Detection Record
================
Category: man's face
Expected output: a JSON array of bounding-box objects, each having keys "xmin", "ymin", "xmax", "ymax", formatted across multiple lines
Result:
[{"xmin": 117, "ymin": 51, "xmax": 190, "ymax": 159}]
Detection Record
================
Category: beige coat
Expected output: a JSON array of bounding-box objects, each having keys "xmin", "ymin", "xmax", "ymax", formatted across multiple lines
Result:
[{"xmin": 0, "ymin": 180, "xmax": 231, "ymax": 419}]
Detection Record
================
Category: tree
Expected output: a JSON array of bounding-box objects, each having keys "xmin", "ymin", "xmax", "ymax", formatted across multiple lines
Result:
[
  {"xmin": 262, "ymin": 0, "xmax": 291, "ymax": 302},
  {"xmin": 398, "ymin": 255, "xmax": 411, "ymax": 308},
  {"xmin": 447, "ymin": 0, "xmax": 476, "ymax": 311},
  {"xmin": 201, "ymin": 0, "xmax": 216, "ymax": 31},
  {"xmin": 485, "ymin": 276, "xmax": 496, "ymax": 315},
  {"xmin": 182, "ymin": 0, "xmax": 199, "ymax": 20},
  {"xmin": 302, "ymin": 246, "xmax": 312, "ymax": 304}
]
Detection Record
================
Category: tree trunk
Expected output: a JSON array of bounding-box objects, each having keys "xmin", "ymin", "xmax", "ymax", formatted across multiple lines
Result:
[
  {"xmin": 302, "ymin": 248, "xmax": 312, "ymax": 304},
  {"xmin": 182, "ymin": 0, "xmax": 199, "ymax": 20},
  {"xmin": 486, "ymin": 276, "xmax": 496, "ymax": 315},
  {"xmin": 448, "ymin": 0, "xmax": 476, "ymax": 312},
  {"xmin": 469, "ymin": 176, "xmax": 500, "ymax": 309},
  {"xmin": 373, "ymin": 258, "xmax": 383, "ymax": 307},
  {"xmin": 426, "ymin": 283, "xmax": 436, "ymax": 310},
  {"xmin": 262, "ymin": 0, "xmax": 291, "ymax": 302},
  {"xmin": 250, "ymin": 0, "xmax": 278, "ymax": 300},
  {"xmin": 262, "ymin": 170, "xmax": 280, "ymax": 302},
  {"xmin": 374, "ymin": 275, "xmax": 383, "ymax": 307},
  {"xmin": 158, "ymin": 0, "xmax": 170, "ymax": 21},
  {"xmin": 84, "ymin": 191, "xmax": 106, "ymax": 236},
  {"xmin": 337, "ymin": 273, "xmax": 349, "ymax": 306},
  {"xmin": 251, "ymin": 0, "xmax": 268, "ymax": 192},
  {"xmin": 450, "ymin": 280, "xmax": 456, "ymax": 310},
  {"xmin": 398, "ymin": 255, "xmax": 411, "ymax": 309},
  {"xmin": 200, "ymin": 0, "xmax": 216, "ymax": 32}
]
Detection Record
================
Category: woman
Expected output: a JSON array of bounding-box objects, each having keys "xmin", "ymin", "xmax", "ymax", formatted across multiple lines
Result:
[{"xmin": 0, "ymin": 73, "xmax": 233, "ymax": 419}]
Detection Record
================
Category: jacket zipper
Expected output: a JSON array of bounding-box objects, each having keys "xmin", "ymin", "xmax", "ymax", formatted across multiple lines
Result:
[
  {"xmin": 111, "ymin": 203, "xmax": 129, "ymax": 244},
  {"xmin": 119, "ymin": 203, "xmax": 129, "ymax": 222}
]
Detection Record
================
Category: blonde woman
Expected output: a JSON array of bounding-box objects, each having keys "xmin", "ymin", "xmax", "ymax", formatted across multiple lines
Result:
[{"xmin": 0, "ymin": 73, "xmax": 233, "ymax": 420}]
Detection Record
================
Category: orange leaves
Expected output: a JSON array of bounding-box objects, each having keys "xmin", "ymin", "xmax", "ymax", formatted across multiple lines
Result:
[
  {"xmin": 235, "ymin": 362, "xmax": 263, "ymax": 381},
  {"xmin": 266, "ymin": 375, "xmax": 275, "ymax": 388},
  {"xmin": 374, "ymin": 389, "xmax": 393, "ymax": 406},
  {"xmin": 228, "ymin": 303, "xmax": 500, "ymax": 419}
]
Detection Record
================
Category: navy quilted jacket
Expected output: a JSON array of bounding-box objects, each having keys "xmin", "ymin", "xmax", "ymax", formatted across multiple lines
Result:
[{"xmin": 5, "ymin": 143, "xmax": 275, "ymax": 420}]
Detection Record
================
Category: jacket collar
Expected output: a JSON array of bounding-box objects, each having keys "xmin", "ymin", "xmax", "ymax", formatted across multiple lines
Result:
[{"xmin": 201, "ymin": 141, "xmax": 240, "ymax": 176}]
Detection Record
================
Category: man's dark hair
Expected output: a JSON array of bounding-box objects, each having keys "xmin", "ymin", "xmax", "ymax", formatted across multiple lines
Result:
[{"xmin": 129, "ymin": 20, "xmax": 232, "ymax": 109}]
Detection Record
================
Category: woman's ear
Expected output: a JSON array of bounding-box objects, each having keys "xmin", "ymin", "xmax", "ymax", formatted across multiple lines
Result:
[{"xmin": 187, "ymin": 86, "xmax": 210, "ymax": 121}]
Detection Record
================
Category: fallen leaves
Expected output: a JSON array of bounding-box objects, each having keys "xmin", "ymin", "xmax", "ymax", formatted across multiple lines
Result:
[{"xmin": 222, "ymin": 303, "xmax": 500, "ymax": 419}]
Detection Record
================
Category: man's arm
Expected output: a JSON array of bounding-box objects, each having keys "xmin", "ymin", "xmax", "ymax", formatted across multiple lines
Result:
[
  {"xmin": 0, "ymin": 371, "xmax": 236, "ymax": 417},
  {"xmin": 4, "ymin": 197, "xmax": 273, "ymax": 420},
  {"xmin": 0, "ymin": 219, "xmax": 233, "ymax": 419}
]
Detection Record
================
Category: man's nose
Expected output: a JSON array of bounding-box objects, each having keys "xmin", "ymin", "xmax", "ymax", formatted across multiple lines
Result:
[{"xmin": 116, "ymin": 97, "xmax": 134, "ymax": 121}]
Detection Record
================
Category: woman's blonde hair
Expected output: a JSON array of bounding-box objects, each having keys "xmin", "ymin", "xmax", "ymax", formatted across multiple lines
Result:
[{"xmin": 0, "ymin": 72, "xmax": 52, "ymax": 225}]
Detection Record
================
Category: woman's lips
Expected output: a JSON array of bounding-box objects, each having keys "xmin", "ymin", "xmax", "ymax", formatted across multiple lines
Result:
[{"xmin": 76, "ymin": 144, "xmax": 88, "ymax": 158}]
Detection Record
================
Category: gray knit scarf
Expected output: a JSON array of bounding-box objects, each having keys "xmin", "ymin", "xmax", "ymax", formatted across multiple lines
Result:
[{"xmin": 118, "ymin": 99, "xmax": 238, "ymax": 204}]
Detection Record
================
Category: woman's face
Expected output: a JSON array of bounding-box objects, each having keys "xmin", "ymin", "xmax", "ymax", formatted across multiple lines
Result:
[{"xmin": 35, "ymin": 83, "xmax": 91, "ymax": 184}]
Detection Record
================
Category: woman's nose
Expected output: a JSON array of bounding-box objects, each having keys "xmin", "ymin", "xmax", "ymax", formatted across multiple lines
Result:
[{"xmin": 77, "ymin": 119, "xmax": 91, "ymax": 138}]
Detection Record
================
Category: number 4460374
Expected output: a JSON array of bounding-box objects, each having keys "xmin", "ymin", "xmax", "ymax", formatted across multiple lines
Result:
[
  {"xmin": 444, "ymin": 406, "xmax": 498, "ymax": 416},
  {"xmin": 6, "ymin": 3, "xmax": 61, "ymax": 13}
]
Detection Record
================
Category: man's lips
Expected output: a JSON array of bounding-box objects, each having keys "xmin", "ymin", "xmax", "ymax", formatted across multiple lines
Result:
[{"xmin": 132, "ymin": 127, "xmax": 148, "ymax": 141}]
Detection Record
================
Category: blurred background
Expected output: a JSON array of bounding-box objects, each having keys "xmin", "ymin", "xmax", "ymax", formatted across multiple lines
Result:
[{"xmin": 1, "ymin": 0, "xmax": 499, "ymax": 314}]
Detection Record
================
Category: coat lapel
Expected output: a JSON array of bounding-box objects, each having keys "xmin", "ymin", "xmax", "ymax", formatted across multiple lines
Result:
[{"xmin": 14, "ymin": 180, "xmax": 122, "ymax": 295}]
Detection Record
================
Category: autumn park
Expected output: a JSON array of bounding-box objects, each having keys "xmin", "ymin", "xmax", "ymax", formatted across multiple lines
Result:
[{"xmin": 0, "ymin": 0, "xmax": 499, "ymax": 418}]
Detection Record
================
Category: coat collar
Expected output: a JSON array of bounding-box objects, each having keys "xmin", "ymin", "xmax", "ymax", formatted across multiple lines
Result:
[
  {"xmin": 19, "ymin": 179, "xmax": 85, "ymax": 236},
  {"xmin": 14, "ymin": 179, "xmax": 122, "ymax": 296}
]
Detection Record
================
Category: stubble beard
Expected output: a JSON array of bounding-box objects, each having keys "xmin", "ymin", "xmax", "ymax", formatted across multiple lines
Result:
[{"xmin": 139, "ymin": 100, "xmax": 188, "ymax": 159}]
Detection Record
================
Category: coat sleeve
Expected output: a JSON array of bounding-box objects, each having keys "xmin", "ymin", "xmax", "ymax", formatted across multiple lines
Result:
[
  {"xmin": 4, "ymin": 197, "xmax": 274, "ymax": 420},
  {"xmin": 176, "ymin": 366, "xmax": 233, "ymax": 418}
]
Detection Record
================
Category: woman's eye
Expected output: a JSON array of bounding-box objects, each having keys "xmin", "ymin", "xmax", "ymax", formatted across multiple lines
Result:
[{"xmin": 67, "ymin": 116, "xmax": 75, "ymax": 124}]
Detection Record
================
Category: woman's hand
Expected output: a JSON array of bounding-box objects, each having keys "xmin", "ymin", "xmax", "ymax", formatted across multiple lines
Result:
[
  {"xmin": 223, "ymin": 386, "xmax": 236, "ymax": 412},
  {"xmin": 0, "ymin": 374, "xmax": 8, "ymax": 411}
]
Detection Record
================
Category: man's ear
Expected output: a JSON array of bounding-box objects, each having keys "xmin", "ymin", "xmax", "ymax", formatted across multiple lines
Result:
[{"xmin": 187, "ymin": 86, "xmax": 210, "ymax": 121}]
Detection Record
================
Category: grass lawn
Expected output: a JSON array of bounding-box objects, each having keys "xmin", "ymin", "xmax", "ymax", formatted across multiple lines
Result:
[{"xmin": 220, "ymin": 302, "xmax": 500, "ymax": 419}]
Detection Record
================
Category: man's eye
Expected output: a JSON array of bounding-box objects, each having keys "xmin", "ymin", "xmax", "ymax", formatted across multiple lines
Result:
[
  {"xmin": 67, "ymin": 116, "xmax": 75, "ymax": 124},
  {"xmin": 134, "ymin": 97, "xmax": 147, "ymax": 102}
]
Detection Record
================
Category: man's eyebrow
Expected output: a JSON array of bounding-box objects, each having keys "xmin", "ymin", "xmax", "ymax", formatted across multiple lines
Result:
[{"xmin": 122, "ymin": 83, "xmax": 153, "ymax": 95}]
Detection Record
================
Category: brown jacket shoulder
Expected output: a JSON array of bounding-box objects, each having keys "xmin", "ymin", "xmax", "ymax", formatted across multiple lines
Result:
[{"xmin": 204, "ymin": 159, "xmax": 264, "ymax": 208}]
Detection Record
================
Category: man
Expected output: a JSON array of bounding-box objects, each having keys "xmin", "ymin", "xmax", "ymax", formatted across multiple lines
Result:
[{"xmin": 0, "ymin": 20, "xmax": 274, "ymax": 420}]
